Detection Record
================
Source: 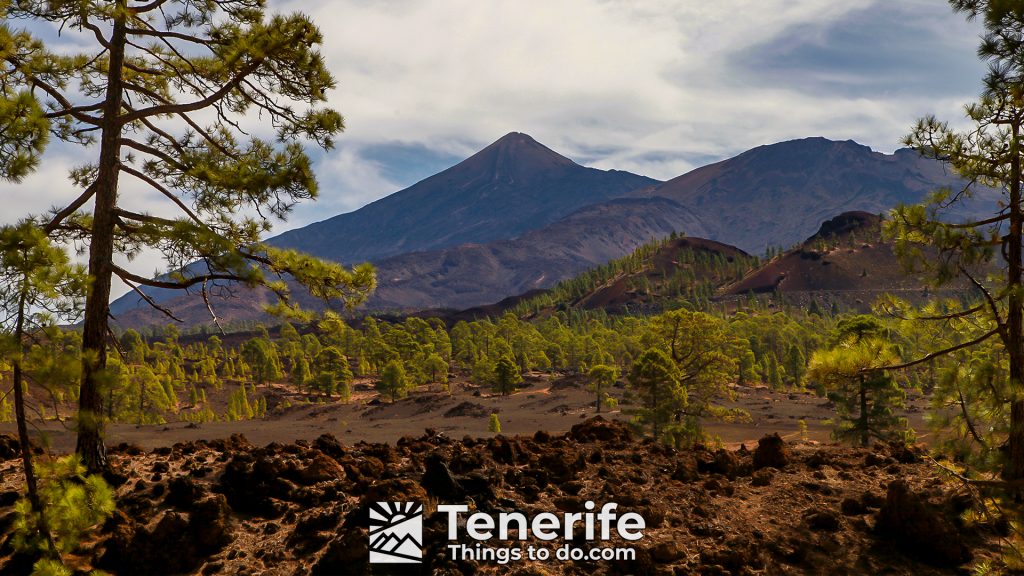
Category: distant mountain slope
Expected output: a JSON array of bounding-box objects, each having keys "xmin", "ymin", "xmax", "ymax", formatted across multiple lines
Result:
[
  {"xmin": 111, "ymin": 137, "xmax": 1001, "ymax": 328},
  {"xmin": 340, "ymin": 197, "xmax": 707, "ymax": 310},
  {"xmin": 721, "ymin": 211, "xmax": 931, "ymax": 296},
  {"xmin": 634, "ymin": 137, "xmax": 1000, "ymax": 254},
  {"xmin": 268, "ymin": 132, "xmax": 660, "ymax": 264},
  {"xmin": 111, "ymin": 198, "xmax": 706, "ymax": 327},
  {"xmin": 454, "ymin": 210, "xmax": 957, "ymax": 320}
]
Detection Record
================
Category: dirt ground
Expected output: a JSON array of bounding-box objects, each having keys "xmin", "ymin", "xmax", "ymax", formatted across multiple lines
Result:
[{"xmin": 0, "ymin": 374, "xmax": 932, "ymax": 454}]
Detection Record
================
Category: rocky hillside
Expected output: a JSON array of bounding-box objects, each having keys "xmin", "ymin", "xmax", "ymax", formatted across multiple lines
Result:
[
  {"xmin": 510, "ymin": 235, "xmax": 756, "ymax": 317},
  {"xmin": 722, "ymin": 211, "xmax": 931, "ymax": 297},
  {"xmin": 0, "ymin": 419, "xmax": 1000, "ymax": 575}
]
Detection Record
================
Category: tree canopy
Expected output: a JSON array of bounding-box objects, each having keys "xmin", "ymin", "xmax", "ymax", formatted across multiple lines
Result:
[
  {"xmin": 886, "ymin": 0, "xmax": 1024, "ymax": 480},
  {"xmin": 0, "ymin": 0, "xmax": 375, "ymax": 472}
]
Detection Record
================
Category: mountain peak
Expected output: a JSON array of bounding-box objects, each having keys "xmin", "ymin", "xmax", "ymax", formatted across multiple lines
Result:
[
  {"xmin": 257, "ymin": 131, "xmax": 656, "ymax": 267},
  {"xmin": 462, "ymin": 132, "xmax": 578, "ymax": 178},
  {"xmin": 739, "ymin": 137, "xmax": 874, "ymax": 161},
  {"xmin": 489, "ymin": 131, "xmax": 548, "ymax": 149}
]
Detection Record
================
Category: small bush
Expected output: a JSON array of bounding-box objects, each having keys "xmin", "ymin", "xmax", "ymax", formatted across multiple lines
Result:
[{"xmin": 13, "ymin": 455, "xmax": 115, "ymax": 566}]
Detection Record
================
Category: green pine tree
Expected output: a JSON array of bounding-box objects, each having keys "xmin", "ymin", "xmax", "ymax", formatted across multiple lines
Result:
[
  {"xmin": 378, "ymin": 360, "xmax": 411, "ymax": 403},
  {"xmin": 493, "ymin": 356, "xmax": 522, "ymax": 396},
  {"xmin": 587, "ymin": 364, "xmax": 619, "ymax": 413},
  {"xmin": 0, "ymin": 0, "xmax": 376, "ymax": 473}
]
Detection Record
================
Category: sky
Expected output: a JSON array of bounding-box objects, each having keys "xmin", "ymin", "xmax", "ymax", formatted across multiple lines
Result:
[{"xmin": 0, "ymin": 0, "xmax": 990, "ymax": 296}]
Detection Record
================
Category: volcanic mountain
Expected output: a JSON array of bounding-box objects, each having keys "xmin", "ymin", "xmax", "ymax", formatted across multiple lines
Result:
[
  {"xmin": 268, "ymin": 132, "xmax": 659, "ymax": 264},
  {"xmin": 110, "ymin": 136, "xmax": 1000, "ymax": 328},
  {"xmin": 281, "ymin": 139, "xmax": 996, "ymax": 312},
  {"xmin": 633, "ymin": 137, "xmax": 1000, "ymax": 254},
  {"xmin": 110, "ymin": 133, "xmax": 658, "ymax": 323}
]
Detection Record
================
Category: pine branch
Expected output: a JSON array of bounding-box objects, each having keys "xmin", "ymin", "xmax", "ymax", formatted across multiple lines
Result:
[
  {"xmin": 111, "ymin": 264, "xmax": 246, "ymax": 290},
  {"xmin": 959, "ymin": 263, "xmax": 1008, "ymax": 339},
  {"xmin": 44, "ymin": 184, "xmax": 97, "ymax": 234},
  {"xmin": 863, "ymin": 328, "xmax": 1000, "ymax": 373},
  {"xmin": 118, "ymin": 60, "xmax": 262, "ymax": 125},
  {"xmin": 118, "ymin": 165, "xmax": 205, "ymax": 227},
  {"xmin": 121, "ymin": 276, "xmax": 183, "ymax": 323}
]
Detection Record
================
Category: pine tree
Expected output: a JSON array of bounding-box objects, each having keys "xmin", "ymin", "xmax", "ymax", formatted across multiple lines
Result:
[
  {"xmin": 423, "ymin": 353, "xmax": 449, "ymax": 385},
  {"xmin": 493, "ymin": 356, "xmax": 522, "ymax": 396},
  {"xmin": 225, "ymin": 385, "xmax": 255, "ymax": 421},
  {"xmin": 378, "ymin": 360, "xmax": 411, "ymax": 403},
  {"xmin": 885, "ymin": 0, "xmax": 1024, "ymax": 479},
  {"xmin": 290, "ymin": 354, "xmax": 311, "ymax": 390},
  {"xmin": 629, "ymin": 348, "xmax": 686, "ymax": 439},
  {"xmin": 312, "ymin": 346, "xmax": 352, "ymax": 398},
  {"xmin": 241, "ymin": 338, "xmax": 283, "ymax": 384},
  {"xmin": 808, "ymin": 316, "xmax": 910, "ymax": 446},
  {"xmin": 587, "ymin": 364, "xmax": 619, "ymax": 413},
  {"xmin": 786, "ymin": 344, "xmax": 806, "ymax": 389},
  {"xmin": 11, "ymin": 455, "xmax": 115, "ymax": 569},
  {"xmin": 738, "ymin": 348, "xmax": 757, "ymax": 385},
  {"xmin": 646, "ymin": 309, "xmax": 738, "ymax": 421},
  {"xmin": 0, "ymin": 0, "xmax": 375, "ymax": 473},
  {"xmin": 0, "ymin": 222, "xmax": 88, "ymax": 562}
]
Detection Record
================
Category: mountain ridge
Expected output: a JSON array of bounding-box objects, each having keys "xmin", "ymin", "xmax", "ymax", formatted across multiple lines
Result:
[
  {"xmin": 267, "ymin": 132, "xmax": 660, "ymax": 264},
  {"xmin": 634, "ymin": 137, "xmax": 997, "ymax": 253},
  {"xmin": 109, "ymin": 135, "xmax": 1001, "ymax": 327}
]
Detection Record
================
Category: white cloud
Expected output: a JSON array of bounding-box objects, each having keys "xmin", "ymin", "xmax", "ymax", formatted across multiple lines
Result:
[
  {"xmin": 260, "ymin": 0, "xmax": 985, "ymax": 183},
  {"xmin": 280, "ymin": 144, "xmax": 404, "ymax": 232},
  {"xmin": 1, "ymin": 0, "xmax": 991, "ymax": 298}
]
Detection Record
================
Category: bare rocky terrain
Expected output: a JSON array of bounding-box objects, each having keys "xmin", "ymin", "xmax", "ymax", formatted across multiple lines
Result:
[
  {"xmin": 0, "ymin": 417, "xmax": 1002, "ymax": 575},
  {"xmin": 0, "ymin": 373, "xmax": 990, "ymax": 576}
]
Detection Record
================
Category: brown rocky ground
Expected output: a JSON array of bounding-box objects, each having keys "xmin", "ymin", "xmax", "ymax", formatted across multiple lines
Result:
[{"xmin": 0, "ymin": 418, "xmax": 1005, "ymax": 575}]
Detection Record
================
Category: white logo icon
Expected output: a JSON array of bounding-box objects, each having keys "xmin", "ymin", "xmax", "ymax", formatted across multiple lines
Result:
[{"xmin": 369, "ymin": 502, "xmax": 423, "ymax": 564}]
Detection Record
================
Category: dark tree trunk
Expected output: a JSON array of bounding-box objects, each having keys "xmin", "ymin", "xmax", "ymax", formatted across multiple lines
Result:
[
  {"xmin": 76, "ymin": 6, "xmax": 127, "ymax": 475},
  {"xmin": 13, "ymin": 287, "xmax": 59, "ymax": 558},
  {"xmin": 1007, "ymin": 121, "xmax": 1024, "ymax": 481}
]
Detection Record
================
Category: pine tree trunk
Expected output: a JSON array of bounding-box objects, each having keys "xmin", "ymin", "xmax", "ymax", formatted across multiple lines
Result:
[
  {"xmin": 13, "ymin": 287, "xmax": 59, "ymax": 558},
  {"xmin": 1007, "ymin": 120, "xmax": 1024, "ymax": 481},
  {"xmin": 76, "ymin": 7, "xmax": 127, "ymax": 475}
]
